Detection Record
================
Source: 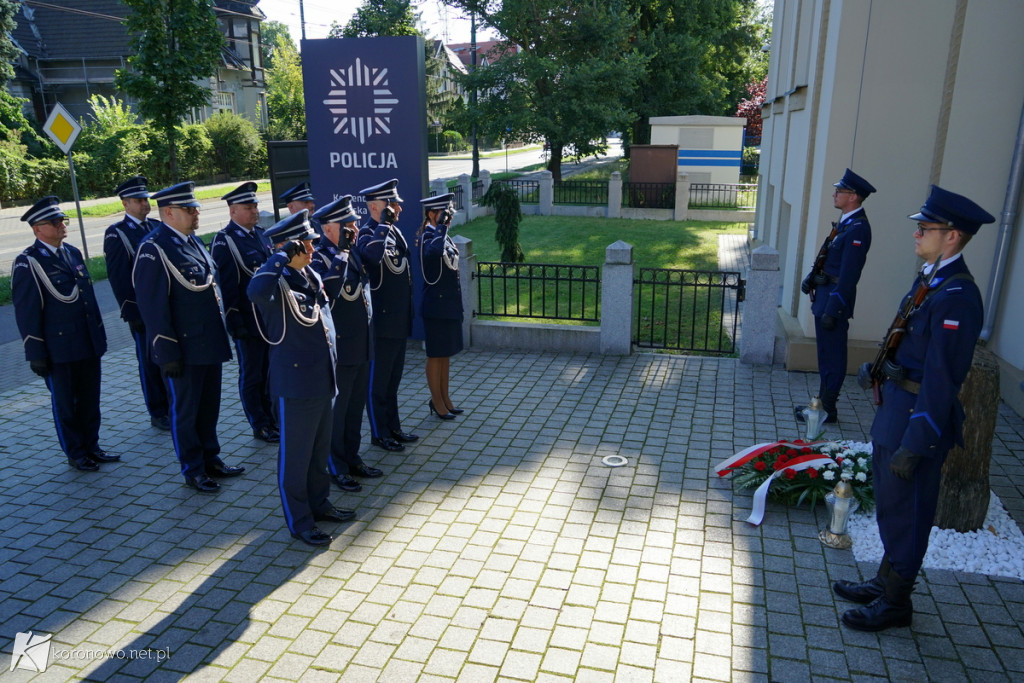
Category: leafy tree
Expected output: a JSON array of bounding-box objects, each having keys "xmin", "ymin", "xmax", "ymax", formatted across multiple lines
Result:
[
  {"xmin": 0, "ymin": 0, "xmax": 19, "ymax": 86},
  {"xmin": 329, "ymin": 0, "xmax": 420, "ymax": 38},
  {"xmin": 265, "ymin": 38, "xmax": 306, "ymax": 140},
  {"xmin": 115, "ymin": 0, "xmax": 224, "ymax": 180},
  {"xmin": 426, "ymin": 44, "xmax": 462, "ymax": 141},
  {"xmin": 451, "ymin": 0, "xmax": 644, "ymax": 181},
  {"xmin": 260, "ymin": 20, "xmax": 295, "ymax": 71},
  {"xmin": 203, "ymin": 112, "xmax": 266, "ymax": 178},
  {"xmin": 736, "ymin": 77, "xmax": 766, "ymax": 138}
]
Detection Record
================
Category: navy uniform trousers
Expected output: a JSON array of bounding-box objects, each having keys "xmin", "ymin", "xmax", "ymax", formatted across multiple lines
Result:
[
  {"xmin": 104, "ymin": 216, "xmax": 168, "ymax": 421},
  {"xmin": 12, "ymin": 241, "xmax": 107, "ymax": 464},
  {"xmin": 248, "ymin": 254, "xmax": 338, "ymax": 535},
  {"xmin": 312, "ymin": 243, "xmax": 373, "ymax": 476},
  {"xmin": 134, "ymin": 225, "xmax": 233, "ymax": 480},
  {"xmin": 210, "ymin": 222, "xmax": 276, "ymax": 433},
  {"xmin": 357, "ymin": 219, "xmax": 412, "ymax": 438}
]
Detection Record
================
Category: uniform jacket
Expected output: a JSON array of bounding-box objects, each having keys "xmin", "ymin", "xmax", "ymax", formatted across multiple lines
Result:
[
  {"xmin": 419, "ymin": 223, "xmax": 464, "ymax": 321},
  {"xmin": 209, "ymin": 221, "xmax": 273, "ymax": 337},
  {"xmin": 132, "ymin": 224, "xmax": 232, "ymax": 366},
  {"xmin": 311, "ymin": 240, "xmax": 373, "ymax": 366},
  {"xmin": 103, "ymin": 215, "xmax": 161, "ymax": 323},
  {"xmin": 356, "ymin": 217, "xmax": 412, "ymax": 339},
  {"xmin": 811, "ymin": 208, "xmax": 871, "ymax": 320},
  {"xmin": 247, "ymin": 253, "xmax": 337, "ymax": 399},
  {"xmin": 12, "ymin": 240, "xmax": 106, "ymax": 363},
  {"xmin": 870, "ymin": 256, "xmax": 982, "ymax": 457}
]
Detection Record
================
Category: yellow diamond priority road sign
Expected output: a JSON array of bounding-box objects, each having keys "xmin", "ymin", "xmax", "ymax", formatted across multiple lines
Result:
[{"xmin": 43, "ymin": 102, "xmax": 82, "ymax": 154}]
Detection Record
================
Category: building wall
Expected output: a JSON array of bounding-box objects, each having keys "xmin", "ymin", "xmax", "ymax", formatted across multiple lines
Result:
[{"xmin": 760, "ymin": 0, "xmax": 1024, "ymax": 412}]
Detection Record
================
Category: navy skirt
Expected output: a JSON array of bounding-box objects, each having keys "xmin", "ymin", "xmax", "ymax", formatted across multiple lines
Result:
[{"xmin": 424, "ymin": 318, "xmax": 464, "ymax": 358}]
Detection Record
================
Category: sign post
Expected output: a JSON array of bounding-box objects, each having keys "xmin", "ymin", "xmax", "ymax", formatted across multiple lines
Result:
[{"xmin": 42, "ymin": 103, "xmax": 88, "ymax": 259}]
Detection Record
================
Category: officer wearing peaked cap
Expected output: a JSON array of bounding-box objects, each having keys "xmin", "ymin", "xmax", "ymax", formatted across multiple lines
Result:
[
  {"xmin": 210, "ymin": 181, "xmax": 278, "ymax": 443},
  {"xmin": 836, "ymin": 185, "xmax": 994, "ymax": 633},
  {"xmin": 311, "ymin": 196, "xmax": 383, "ymax": 492},
  {"xmin": 13, "ymin": 196, "xmax": 112, "ymax": 471},
  {"xmin": 248, "ymin": 210, "xmax": 356, "ymax": 547},
  {"xmin": 356, "ymin": 178, "xmax": 419, "ymax": 452},
  {"xmin": 132, "ymin": 181, "xmax": 245, "ymax": 493},
  {"xmin": 797, "ymin": 168, "xmax": 875, "ymax": 424},
  {"xmin": 280, "ymin": 181, "xmax": 321, "ymax": 235},
  {"xmin": 103, "ymin": 175, "xmax": 170, "ymax": 432}
]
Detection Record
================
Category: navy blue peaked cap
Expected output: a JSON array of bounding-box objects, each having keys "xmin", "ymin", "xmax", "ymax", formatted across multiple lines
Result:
[
  {"xmin": 833, "ymin": 168, "xmax": 876, "ymax": 198},
  {"xmin": 908, "ymin": 185, "xmax": 995, "ymax": 235},
  {"xmin": 421, "ymin": 193, "xmax": 455, "ymax": 212},
  {"xmin": 152, "ymin": 181, "xmax": 200, "ymax": 208},
  {"xmin": 21, "ymin": 196, "xmax": 66, "ymax": 224},
  {"xmin": 116, "ymin": 175, "xmax": 151, "ymax": 199},
  {"xmin": 222, "ymin": 181, "xmax": 259, "ymax": 205},
  {"xmin": 280, "ymin": 182, "xmax": 315, "ymax": 204},
  {"xmin": 266, "ymin": 209, "xmax": 319, "ymax": 243},
  {"xmin": 312, "ymin": 196, "xmax": 359, "ymax": 225},
  {"xmin": 360, "ymin": 178, "xmax": 403, "ymax": 203}
]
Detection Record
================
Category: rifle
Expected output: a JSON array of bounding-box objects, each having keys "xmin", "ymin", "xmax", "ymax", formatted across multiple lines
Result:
[
  {"xmin": 868, "ymin": 260, "xmax": 940, "ymax": 404},
  {"xmin": 803, "ymin": 222, "xmax": 838, "ymax": 302}
]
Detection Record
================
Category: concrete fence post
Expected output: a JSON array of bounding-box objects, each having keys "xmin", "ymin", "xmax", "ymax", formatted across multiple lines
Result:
[
  {"xmin": 674, "ymin": 170, "xmax": 690, "ymax": 221},
  {"xmin": 458, "ymin": 173, "xmax": 473, "ymax": 220},
  {"xmin": 539, "ymin": 171, "xmax": 553, "ymax": 216},
  {"xmin": 608, "ymin": 171, "xmax": 622, "ymax": 219},
  {"xmin": 600, "ymin": 240, "xmax": 634, "ymax": 355},
  {"xmin": 453, "ymin": 235, "xmax": 475, "ymax": 348},
  {"xmin": 480, "ymin": 169, "xmax": 492, "ymax": 195},
  {"xmin": 740, "ymin": 244, "xmax": 780, "ymax": 365}
]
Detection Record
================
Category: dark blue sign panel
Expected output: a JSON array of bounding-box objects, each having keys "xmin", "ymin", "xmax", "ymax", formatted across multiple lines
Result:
[{"xmin": 302, "ymin": 36, "xmax": 429, "ymax": 337}]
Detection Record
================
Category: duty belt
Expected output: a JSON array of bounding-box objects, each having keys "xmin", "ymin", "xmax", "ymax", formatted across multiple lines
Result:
[{"xmin": 896, "ymin": 379, "xmax": 921, "ymax": 395}]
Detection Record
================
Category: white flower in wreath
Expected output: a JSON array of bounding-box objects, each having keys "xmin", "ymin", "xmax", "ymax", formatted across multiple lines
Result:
[
  {"xmin": 855, "ymin": 471, "xmax": 868, "ymax": 482},
  {"xmin": 822, "ymin": 470, "xmax": 836, "ymax": 481},
  {"xmin": 840, "ymin": 471, "xmax": 853, "ymax": 480},
  {"xmin": 857, "ymin": 457, "xmax": 868, "ymax": 467}
]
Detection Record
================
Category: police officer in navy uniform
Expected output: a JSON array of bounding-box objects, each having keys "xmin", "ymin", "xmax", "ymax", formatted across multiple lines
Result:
[
  {"xmin": 357, "ymin": 179, "xmax": 419, "ymax": 452},
  {"xmin": 12, "ymin": 196, "xmax": 113, "ymax": 471},
  {"xmin": 797, "ymin": 168, "xmax": 875, "ymax": 423},
  {"xmin": 210, "ymin": 181, "xmax": 278, "ymax": 443},
  {"xmin": 279, "ymin": 181, "xmax": 321, "ymax": 236},
  {"xmin": 418, "ymin": 193, "xmax": 465, "ymax": 419},
  {"xmin": 311, "ymin": 196, "xmax": 384, "ymax": 492},
  {"xmin": 248, "ymin": 210, "xmax": 356, "ymax": 547},
  {"xmin": 103, "ymin": 175, "xmax": 171, "ymax": 431},
  {"xmin": 834, "ymin": 185, "xmax": 994, "ymax": 632},
  {"xmin": 132, "ymin": 182, "xmax": 245, "ymax": 493}
]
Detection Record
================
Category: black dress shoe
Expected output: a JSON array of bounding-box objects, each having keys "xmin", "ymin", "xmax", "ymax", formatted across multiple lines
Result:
[
  {"xmin": 292, "ymin": 527, "xmax": 333, "ymax": 546},
  {"xmin": 151, "ymin": 415, "xmax": 171, "ymax": 431},
  {"xmin": 390, "ymin": 430, "xmax": 419, "ymax": 443},
  {"xmin": 372, "ymin": 436, "xmax": 405, "ymax": 452},
  {"xmin": 428, "ymin": 400, "xmax": 456, "ymax": 420},
  {"xmin": 90, "ymin": 450, "xmax": 120, "ymax": 463},
  {"xmin": 314, "ymin": 506, "xmax": 356, "ymax": 523},
  {"xmin": 253, "ymin": 426, "xmax": 280, "ymax": 443},
  {"xmin": 351, "ymin": 463, "xmax": 384, "ymax": 478},
  {"xmin": 206, "ymin": 462, "xmax": 245, "ymax": 478},
  {"xmin": 331, "ymin": 474, "xmax": 363, "ymax": 492},
  {"xmin": 68, "ymin": 457, "xmax": 100, "ymax": 472},
  {"xmin": 184, "ymin": 473, "xmax": 220, "ymax": 493}
]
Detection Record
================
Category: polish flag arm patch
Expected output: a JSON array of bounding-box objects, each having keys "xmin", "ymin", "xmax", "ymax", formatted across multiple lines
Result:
[
  {"xmin": 852, "ymin": 240, "xmax": 862, "ymax": 246},
  {"xmin": 943, "ymin": 320, "xmax": 960, "ymax": 330}
]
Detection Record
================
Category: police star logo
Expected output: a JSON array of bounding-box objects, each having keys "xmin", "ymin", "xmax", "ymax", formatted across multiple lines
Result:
[{"xmin": 323, "ymin": 58, "xmax": 398, "ymax": 143}]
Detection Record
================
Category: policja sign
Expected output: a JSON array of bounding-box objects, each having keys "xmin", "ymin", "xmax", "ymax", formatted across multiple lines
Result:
[
  {"xmin": 301, "ymin": 36, "xmax": 430, "ymax": 338},
  {"xmin": 42, "ymin": 102, "xmax": 90, "ymax": 259}
]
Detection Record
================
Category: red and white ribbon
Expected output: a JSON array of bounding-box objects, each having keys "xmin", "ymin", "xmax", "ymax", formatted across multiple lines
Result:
[{"xmin": 744, "ymin": 456, "xmax": 836, "ymax": 526}]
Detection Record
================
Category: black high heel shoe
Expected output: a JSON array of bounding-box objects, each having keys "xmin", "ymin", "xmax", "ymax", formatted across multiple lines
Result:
[
  {"xmin": 446, "ymin": 405, "xmax": 465, "ymax": 415},
  {"xmin": 428, "ymin": 400, "xmax": 456, "ymax": 420}
]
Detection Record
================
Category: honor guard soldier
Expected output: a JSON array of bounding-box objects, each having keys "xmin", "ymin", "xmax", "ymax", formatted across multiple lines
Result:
[
  {"xmin": 357, "ymin": 178, "xmax": 419, "ymax": 452},
  {"xmin": 103, "ymin": 175, "xmax": 170, "ymax": 431},
  {"xmin": 248, "ymin": 210, "xmax": 356, "ymax": 547},
  {"xmin": 132, "ymin": 182, "xmax": 245, "ymax": 493},
  {"xmin": 797, "ymin": 168, "xmax": 875, "ymax": 423},
  {"xmin": 311, "ymin": 196, "xmax": 384, "ymax": 492},
  {"xmin": 210, "ymin": 181, "xmax": 278, "ymax": 443},
  {"xmin": 834, "ymin": 186, "xmax": 994, "ymax": 632},
  {"xmin": 279, "ymin": 181, "xmax": 320, "ymax": 235},
  {"xmin": 418, "ymin": 193, "xmax": 465, "ymax": 420},
  {"xmin": 13, "ymin": 196, "xmax": 113, "ymax": 471}
]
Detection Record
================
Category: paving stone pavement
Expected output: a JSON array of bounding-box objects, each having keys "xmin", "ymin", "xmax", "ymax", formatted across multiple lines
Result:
[{"xmin": 1, "ymin": 238, "xmax": 1023, "ymax": 681}]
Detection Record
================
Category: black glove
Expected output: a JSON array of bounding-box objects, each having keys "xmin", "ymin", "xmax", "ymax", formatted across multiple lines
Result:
[
  {"xmin": 128, "ymin": 318, "xmax": 145, "ymax": 334},
  {"xmin": 161, "ymin": 360, "xmax": 185, "ymax": 379},
  {"xmin": 232, "ymin": 326, "xmax": 249, "ymax": 340},
  {"xmin": 339, "ymin": 227, "xmax": 356, "ymax": 251},
  {"xmin": 381, "ymin": 205, "xmax": 397, "ymax": 224},
  {"xmin": 800, "ymin": 274, "xmax": 814, "ymax": 294},
  {"xmin": 30, "ymin": 359, "xmax": 51, "ymax": 378},
  {"xmin": 280, "ymin": 240, "xmax": 304, "ymax": 260},
  {"xmin": 821, "ymin": 315, "xmax": 838, "ymax": 331},
  {"xmin": 890, "ymin": 447, "xmax": 921, "ymax": 481},
  {"xmin": 856, "ymin": 362, "xmax": 873, "ymax": 391}
]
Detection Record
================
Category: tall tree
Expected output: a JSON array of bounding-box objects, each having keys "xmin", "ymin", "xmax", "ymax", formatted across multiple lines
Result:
[
  {"xmin": 450, "ymin": 0, "xmax": 644, "ymax": 181},
  {"xmin": 260, "ymin": 19, "xmax": 296, "ymax": 72},
  {"xmin": 328, "ymin": 0, "xmax": 420, "ymax": 38},
  {"xmin": 115, "ymin": 0, "xmax": 224, "ymax": 180},
  {"xmin": 265, "ymin": 36, "xmax": 306, "ymax": 140},
  {"xmin": 0, "ymin": 0, "xmax": 18, "ymax": 86}
]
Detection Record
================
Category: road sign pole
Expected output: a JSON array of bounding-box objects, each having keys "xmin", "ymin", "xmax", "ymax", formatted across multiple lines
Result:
[{"xmin": 66, "ymin": 152, "xmax": 89, "ymax": 260}]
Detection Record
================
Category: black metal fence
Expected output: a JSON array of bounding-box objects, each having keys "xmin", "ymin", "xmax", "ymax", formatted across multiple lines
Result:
[
  {"xmin": 634, "ymin": 268, "xmax": 745, "ymax": 354},
  {"xmin": 496, "ymin": 178, "xmax": 541, "ymax": 203},
  {"xmin": 452, "ymin": 184, "xmax": 465, "ymax": 210},
  {"xmin": 622, "ymin": 182, "xmax": 675, "ymax": 209},
  {"xmin": 689, "ymin": 183, "xmax": 758, "ymax": 210},
  {"xmin": 475, "ymin": 261, "xmax": 600, "ymax": 322},
  {"xmin": 472, "ymin": 179, "xmax": 485, "ymax": 202},
  {"xmin": 553, "ymin": 180, "xmax": 608, "ymax": 205}
]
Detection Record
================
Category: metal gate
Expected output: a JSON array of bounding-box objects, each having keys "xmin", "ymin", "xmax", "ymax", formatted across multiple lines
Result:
[{"xmin": 634, "ymin": 268, "xmax": 745, "ymax": 354}]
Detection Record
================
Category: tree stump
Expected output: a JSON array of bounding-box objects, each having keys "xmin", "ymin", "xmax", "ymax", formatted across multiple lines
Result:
[{"xmin": 934, "ymin": 345, "xmax": 1000, "ymax": 531}]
